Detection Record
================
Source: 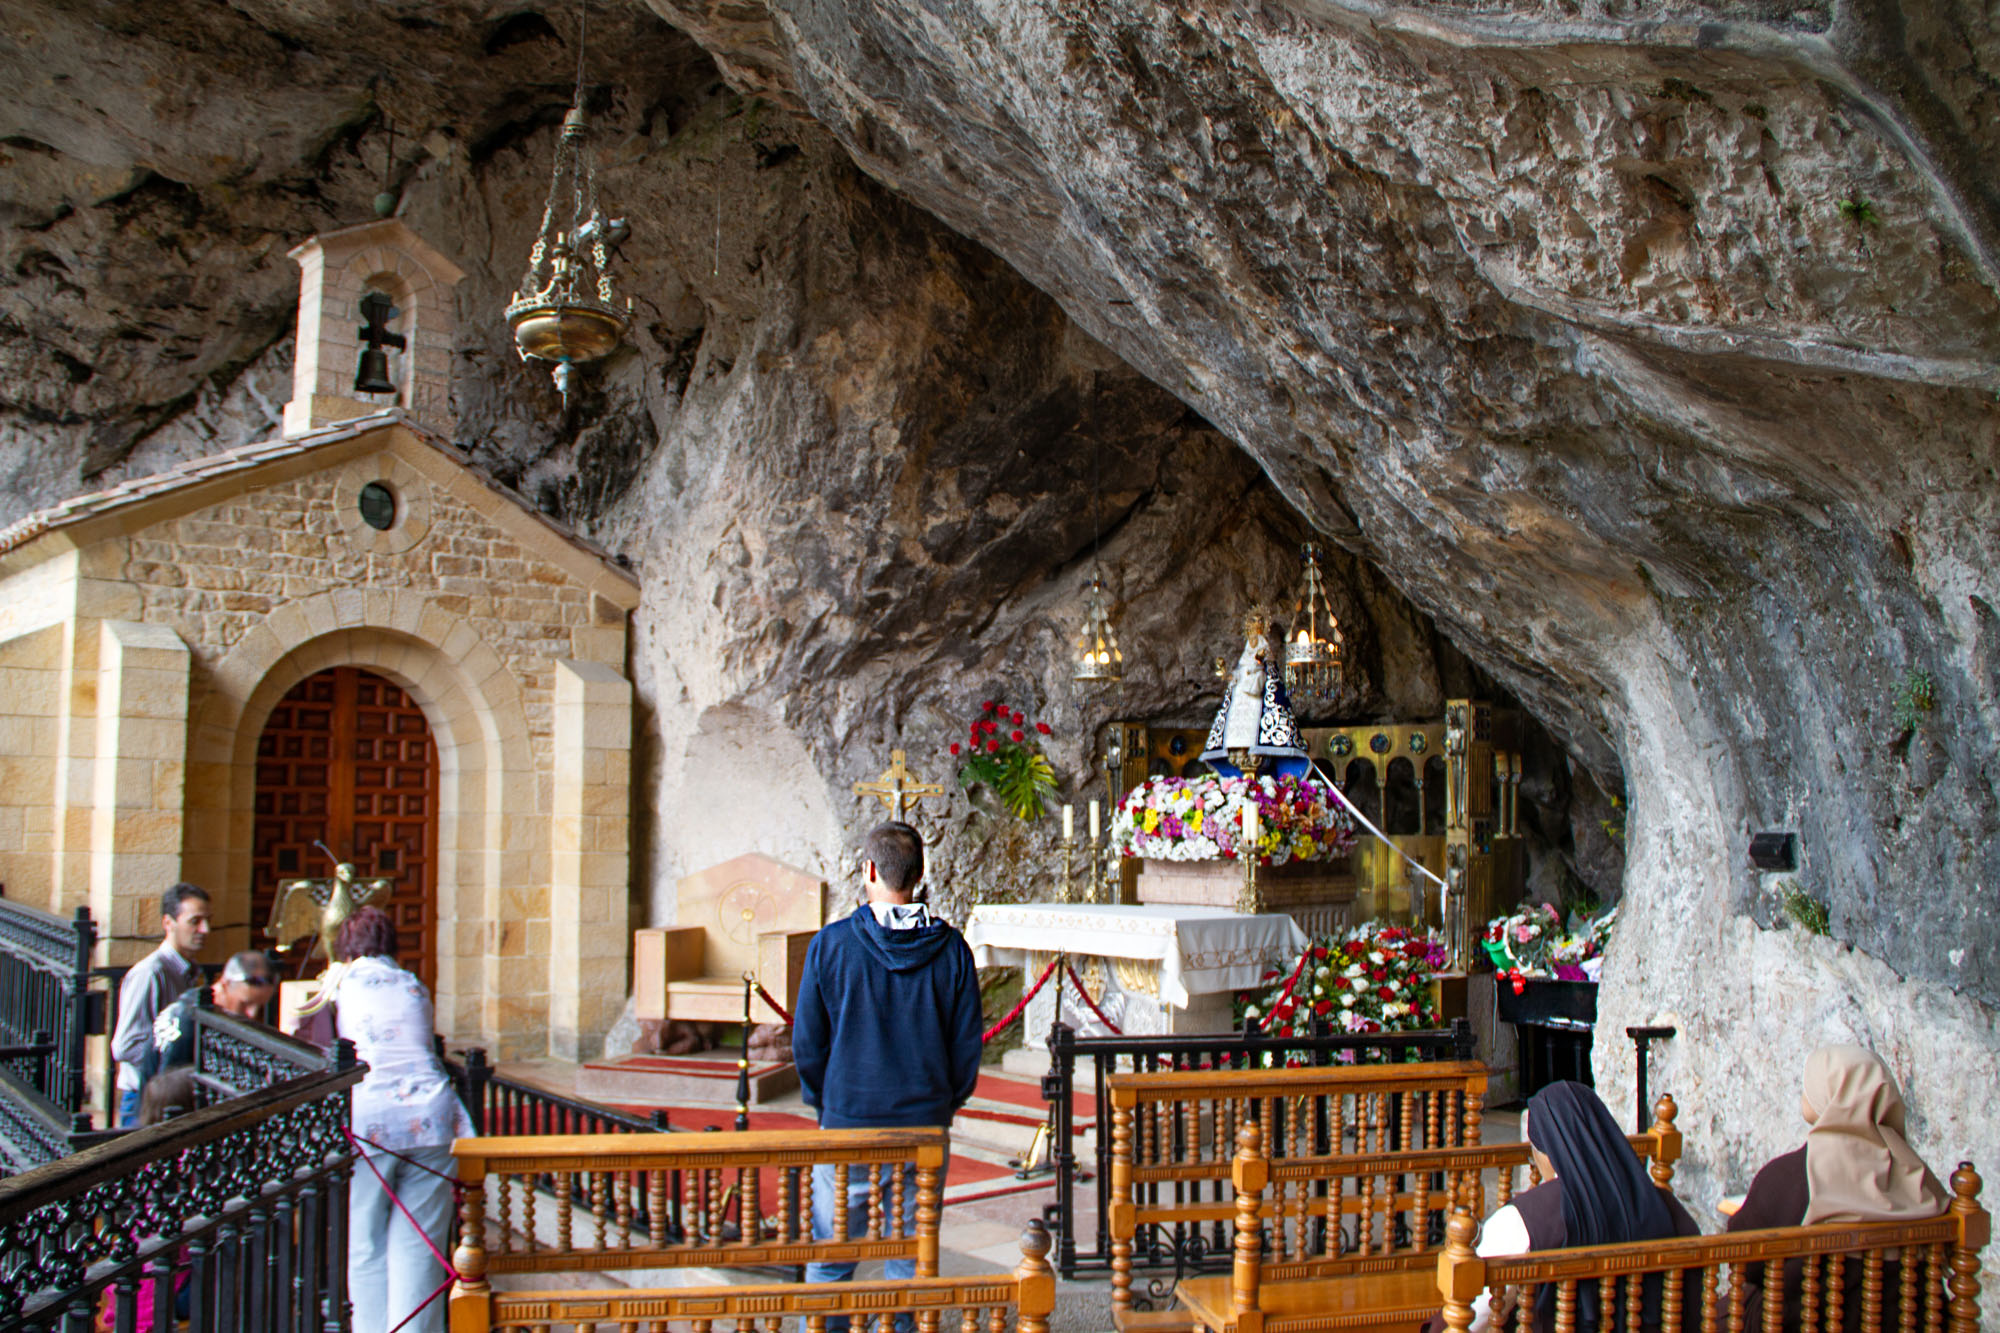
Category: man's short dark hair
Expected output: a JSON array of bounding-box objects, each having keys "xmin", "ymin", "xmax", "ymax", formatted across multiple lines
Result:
[
  {"xmin": 161, "ymin": 883, "xmax": 210, "ymax": 920},
  {"xmin": 335, "ymin": 906, "xmax": 399, "ymax": 963},
  {"xmin": 864, "ymin": 822, "xmax": 924, "ymax": 894}
]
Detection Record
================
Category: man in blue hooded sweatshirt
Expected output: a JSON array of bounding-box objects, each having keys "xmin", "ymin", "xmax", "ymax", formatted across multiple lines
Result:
[{"xmin": 793, "ymin": 820, "xmax": 983, "ymax": 1303}]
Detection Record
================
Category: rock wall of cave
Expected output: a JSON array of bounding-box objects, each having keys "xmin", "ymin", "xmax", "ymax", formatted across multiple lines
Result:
[
  {"xmin": 642, "ymin": 0, "xmax": 2000, "ymax": 1221},
  {"xmin": 4, "ymin": 0, "xmax": 1996, "ymax": 1258}
]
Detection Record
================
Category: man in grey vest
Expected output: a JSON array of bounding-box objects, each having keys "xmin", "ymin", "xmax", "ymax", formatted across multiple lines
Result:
[{"xmin": 110, "ymin": 882, "xmax": 210, "ymax": 1125}]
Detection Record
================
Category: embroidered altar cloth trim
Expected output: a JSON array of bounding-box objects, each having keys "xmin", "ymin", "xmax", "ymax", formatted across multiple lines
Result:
[{"xmin": 964, "ymin": 903, "xmax": 1309, "ymax": 1008}]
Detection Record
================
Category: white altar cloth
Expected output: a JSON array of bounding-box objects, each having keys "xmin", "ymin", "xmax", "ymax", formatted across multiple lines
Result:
[{"xmin": 964, "ymin": 903, "xmax": 1309, "ymax": 1008}]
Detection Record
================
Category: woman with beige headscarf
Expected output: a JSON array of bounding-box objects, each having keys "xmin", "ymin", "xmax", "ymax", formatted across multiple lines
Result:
[{"xmin": 1727, "ymin": 1045, "xmax": 1947, "ymax": 1331}]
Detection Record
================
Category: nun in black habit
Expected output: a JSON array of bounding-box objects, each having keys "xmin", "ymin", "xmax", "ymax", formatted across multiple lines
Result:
[{"xmin": 1438, "ymin": 1081, "xmax": 1702, "ymax": 1333}]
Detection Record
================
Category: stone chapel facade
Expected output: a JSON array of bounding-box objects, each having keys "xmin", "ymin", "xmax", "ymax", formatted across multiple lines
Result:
[{"xmin": 0, "ymin": 220, "xmax": 637, "ymax": 1060}]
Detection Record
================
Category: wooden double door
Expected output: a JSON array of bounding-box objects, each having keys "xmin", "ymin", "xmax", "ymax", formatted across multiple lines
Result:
[{"xmin": 251, "ymin": 667, "xmax": 439, "ymax": 988}]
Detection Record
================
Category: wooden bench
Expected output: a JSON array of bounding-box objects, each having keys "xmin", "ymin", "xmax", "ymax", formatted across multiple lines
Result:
[
  {"xmin": 1107, "ymin": 1060, "xmax": 1495, "ymax": 1329},
  {"xmin": 451, "ymin": 1219, "xmax": 1055, "ymax": 1333},
  {"xmin": 1435, "ymin": 1163, "xmax": 1989, "ymax": 1333},
  {"xmin": 1162, "ymin": 1098, "xmax": 1685, "ymax": 1333},
  {"xmin": 450, "ymin": 1127, "xmax": 948, "ymax": 1279}
]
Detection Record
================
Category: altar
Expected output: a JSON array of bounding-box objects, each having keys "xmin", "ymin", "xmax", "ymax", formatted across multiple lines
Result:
[{"xmin": 964, "ymin": 902, "xmax": 1309, "ymax": 1049}]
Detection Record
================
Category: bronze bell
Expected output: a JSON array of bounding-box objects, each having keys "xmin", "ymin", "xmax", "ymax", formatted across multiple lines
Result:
[{"xmin": 354, "ymin": 345, "xmax": 396, "ymax": 395}]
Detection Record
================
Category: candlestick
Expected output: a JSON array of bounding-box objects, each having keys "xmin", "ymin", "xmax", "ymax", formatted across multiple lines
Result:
[
  {"xmin": 1244, "ymin": 802, "xmax": 1259, "ymax": 848},
  {"xmin": 1088, "ymin": 799, "xmax": 1100, "ymax": 841},
  {"xmin": 1063, "ymin": 804, "xmax": 1074, "ymax": 842}
]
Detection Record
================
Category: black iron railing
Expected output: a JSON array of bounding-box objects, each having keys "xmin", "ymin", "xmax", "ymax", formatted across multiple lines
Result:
[
  {"xmin": 0, "ymin": 894, "xmax": 100, "ymax": 1125},
  {"xmin": 445, "ymin": 1045, "xmax": 669, "ymax": 1137},
  {"xmin": 0, "ymin": 1033, "xmax": 363, "ymax": 1333},
  {"xmin": 1041, "ymin": 1017, "xmax": 1478, "ymax": 1278}
]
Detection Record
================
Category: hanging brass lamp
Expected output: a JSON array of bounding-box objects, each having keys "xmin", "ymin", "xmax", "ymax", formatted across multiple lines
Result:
[
  {"xmin": 1283, "ymin": 542, "xmax": 1343, "ymax": 697},
  {"xmin": 506, "ymin": 5, "xmax": 632, "ymax": 407},
  {"xmin": 1074, "ymin": 574, "xmax": 1124, "ymax": 683}
]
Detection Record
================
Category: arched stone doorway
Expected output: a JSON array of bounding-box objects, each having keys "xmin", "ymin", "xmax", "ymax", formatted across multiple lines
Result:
[{"xmin": 251, "ymin": 666, "xmax": 439, "ymax": 987}]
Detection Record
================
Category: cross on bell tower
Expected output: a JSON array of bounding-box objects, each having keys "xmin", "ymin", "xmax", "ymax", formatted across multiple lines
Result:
[{"xmin": 283, "ymin": 218, "xmax": 465, "ymax": 438}]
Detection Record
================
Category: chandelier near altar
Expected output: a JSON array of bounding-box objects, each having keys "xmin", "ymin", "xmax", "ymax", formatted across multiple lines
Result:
[
  {"xmin": 506, "ymin": 3, "xmax": 632, "ymax": 408},
  {"xmin": 1073, "ymin": 440, "xmax": 1123, "ymax": 684},
  {"xmin": 1283, "ymin": 542, "xmax": 1343, "ymax": 700}
]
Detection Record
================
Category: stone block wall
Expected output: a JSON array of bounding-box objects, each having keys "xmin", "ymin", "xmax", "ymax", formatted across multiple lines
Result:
[{"xmin": 0, "ymin": 424, "xmax": 637, "ymax": 1056}]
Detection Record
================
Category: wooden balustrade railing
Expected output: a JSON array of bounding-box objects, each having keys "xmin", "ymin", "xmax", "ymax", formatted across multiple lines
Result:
[
  {"xmin": 1106, "ymin": 1060, "xmax": 1497, "ymax": 1318},
  {"xmin": 1437, "ymin": 1163, "xmax": 1988, "ymax": 1333},
  {"xmin": 450, "ymin": 1219, "xmax": 1057, "ymax": 1333},
  {"xmin": 452, "ymin": 1127, "xmax": 949, "ymax": 1278}
]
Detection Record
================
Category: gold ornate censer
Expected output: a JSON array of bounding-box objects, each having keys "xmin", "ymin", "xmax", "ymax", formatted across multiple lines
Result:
[{"xmin": 507, "ymin": 5, "xmax": 632, "ymax": 407}]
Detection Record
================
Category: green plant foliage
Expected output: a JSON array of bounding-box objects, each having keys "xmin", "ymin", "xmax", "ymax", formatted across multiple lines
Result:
[
  {"xmin": 953, "ymin": 701, "xmax": 1059, "ymax": 822},
  {"xmin": 1778, "ymin": 883, "xmax": 1831, "ymax": 936},
  {"xmin": 1892, "ymin": 668, "xmax": 1936, "ymax": 732}
]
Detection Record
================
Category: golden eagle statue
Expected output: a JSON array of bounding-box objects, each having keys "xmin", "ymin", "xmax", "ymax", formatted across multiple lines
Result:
[{"xmin": 266, "ymin": 850, "xmax": 393, "ymax": 1015}]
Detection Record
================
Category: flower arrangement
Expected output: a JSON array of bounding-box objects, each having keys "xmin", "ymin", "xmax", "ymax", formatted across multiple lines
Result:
[
  {"xmin": 1238, "ymin": 923, "xmax": 1450, "ymax": 1040},
  {"xmin": 951, "ymin": 700, "xmax": 1058, "ymax": 821},
  {"xmin": 1112, "ymin": 773, "xmax": 1357, "ymax": 866},
  {"xmin": 1482, "ymin": 903, "xmax": 1616, "ymax": 984}
]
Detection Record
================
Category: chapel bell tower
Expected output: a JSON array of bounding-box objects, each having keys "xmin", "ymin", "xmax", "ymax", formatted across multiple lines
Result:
[{"xmin": 282, "ymin": 218, "xmax": 466, "ymax": 439}]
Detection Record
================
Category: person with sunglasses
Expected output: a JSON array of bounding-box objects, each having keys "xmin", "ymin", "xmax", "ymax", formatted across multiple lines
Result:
[{"xmin": 136, "ymin": 950, "xmax": 280, "ymax": 1084}]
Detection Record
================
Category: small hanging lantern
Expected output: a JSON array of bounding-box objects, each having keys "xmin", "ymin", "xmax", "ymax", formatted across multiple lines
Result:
[
  {"xmin": 506, "ymin": 6, "xmax": 632, "ymax": 408},
  {"xmin": 1283, "ymin": 542, "xmax": 1343, "ymax": 696},
  {"xmin": 1074, "ymin": 575, "xmax": 1124, "ymax": 683}
]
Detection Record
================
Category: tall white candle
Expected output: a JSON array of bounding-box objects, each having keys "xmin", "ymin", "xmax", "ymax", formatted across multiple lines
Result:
[
  {"xmin": 1063, "ymin": 804, "xmax": 1074, "ymax": 842},
  {"xmin": 1243, "ymin": 802, "xmax": 1259, "ymax": 852},
  {"xmin": 1089, "ymin": 799, "xmax": 1101, "ymax": 841}
]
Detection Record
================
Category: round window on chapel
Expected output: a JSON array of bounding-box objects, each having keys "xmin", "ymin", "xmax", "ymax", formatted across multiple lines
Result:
[{"xmin": 358, "ymin": 481, "xmax": 398, "ymax": 531}]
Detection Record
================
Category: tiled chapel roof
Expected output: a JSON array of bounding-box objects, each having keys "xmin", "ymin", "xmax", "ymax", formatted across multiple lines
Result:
[{"xmin": 0, "ymin": 409, "xmax": 637, "ymax": 584}]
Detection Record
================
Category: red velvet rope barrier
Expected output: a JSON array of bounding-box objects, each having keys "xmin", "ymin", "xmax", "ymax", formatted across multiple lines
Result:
[
  {"xmin": 751, "ymin": 978, "xmax": 794, "ymax": 1024},
  {"xmin": 982, "ymin": 956, "xmax": 1061, "ymax": 1042},
  {"xmin": 1062, "ymin": 963, "xmax": 1123, "ymax": 1036}
]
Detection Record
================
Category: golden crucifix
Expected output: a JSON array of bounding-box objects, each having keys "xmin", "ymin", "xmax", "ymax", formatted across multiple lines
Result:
[{"xmin": 854, "ymin": 750, "xmax": 943, "ymax": 820}]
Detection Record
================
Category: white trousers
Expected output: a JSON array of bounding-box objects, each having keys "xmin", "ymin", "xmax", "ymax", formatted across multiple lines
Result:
[{"xmin": 348, "ymin": 1143, "xmax": 458, "ymax": 1333}]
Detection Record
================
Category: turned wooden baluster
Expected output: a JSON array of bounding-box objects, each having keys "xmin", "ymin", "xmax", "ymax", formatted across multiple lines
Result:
[
  {"xmin": 1804, "ymin": 1254, "xmax": 1823, "ymax": 1333},
  {"xmin": 681, "ymin": 1163, "xmax": 699, "ymax": 1244},
  {"xmin": 495, "ymin": 1171, "xmax": 513, "ymax": 1254},
  {"xmin": 616, "ymin": 1171, "xmax": 633, "ymax": 1248},
  {"xmin": 1900, "ymin": 1245, "xmax": 1920, "ymax": 1333},
  {"xmin": 1557, "ymin": 1279, "xmax": 1578, "ymax": 1333},
  {"xmin": 807, "ymin": 1316, "xmax": 826, "ymax": 1333},
  {"xmin": 1727, "ymin": 1262, "xmax": 1748, "ymax": 1333},
  {"xmin": 1829, "ymin": 1253, "xmax": 1847, "ymax": 1333},
  {"xmin": 889, "ymin": 1161, "xmax": 905, "ymax": 1241},
  {"xmin": 833, "ymin": 1163, "xmax": 850, "ymax": 1251},
  {"xmin": 1414, "ymin": 1160, "xmax": 1431, "ymax": 1254},
  {"xmin": 1863, "ymin": 1250, "xmax": 1885, "ymax": 1333},
  {"xmin": 1662, "ymin": 1270, "xmax": 1684, "ymax": 1333},
  {"xmin": 1437, "ymin": 1211, "xmax": 1484, "ymax": 1333},
  {"xmin": 451, "ymin": 1172, "xmax": 491, "ymax": 1331},
  {"xmin": 556, "ymin": 1171, "xmax": 574, "ymax": 1252},
  {"xmin": 957, "ymin": 1310, "xmax": 975, "ymax": 1333},
  {"xmin": 1926, "ymin": 1243, "xmax": 1947, "ymax": 1333},
  {"xmin": 799, "ymin": 1163, "xmax": 815, "ymax": 1245},
  {"xmin": 1232, "ymin": 1124, "xmax": 1267, "ymax": 1325},
  {"xmin": 592, "ymin": 1170, "xmax": 608, "ymax": 1249},
  {"xmin": 1947, "ymin": 1163, "xmax": 1987, "ymax": 1333},
  {"xmin": 1699, "ymin": 1263, "xmax": 1719, "ymax": 1333},
  {"xmin": 1763, "ymin": 1261, "xmax": 1785, "ymax": 1333},
  {"xmin": 649, "ymin": 1168, "xmax": 668, "ymax": 1248},
  {"xmin": 1359, "ymin": 1169, "xmax": 1375, "ymax": 1256},
  {"xmin": 1110, "ymin": 1101, "xmax": 1135, "ymax": 1315},
  {"xmin": 1648, "ymin": 1095, "xmax": 1682, "ymax": 1188},
  {"xmin": 1466, "ymin": 1088, "xmax": 1484, "ymax": 1149},
  {"xmin": 916, "ymin": 1158, "xmax": 942, "ymax": 1277},
  {"xmin": 868, "ymin": 1164, "xmax": 885, "ymax": 1241}
]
